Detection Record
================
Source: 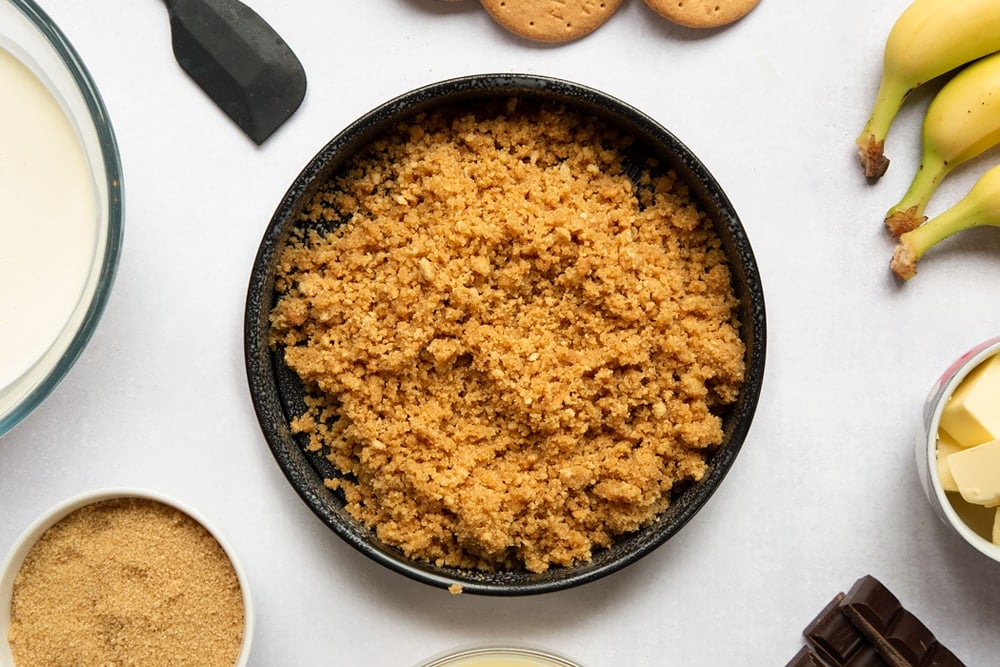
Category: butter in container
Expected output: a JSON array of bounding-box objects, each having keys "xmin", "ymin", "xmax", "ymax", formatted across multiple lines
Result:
[{"xmin": 917, "ymin": 336, "xmax": 1000, "ymax": 562}]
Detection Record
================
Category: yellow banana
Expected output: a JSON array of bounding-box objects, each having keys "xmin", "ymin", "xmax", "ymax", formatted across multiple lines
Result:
[
  {"xmin": 885, "ymin": 51, "xmax": 1000, "ymax": 236},
  {"xmin": 891, "ymin": 162, "xmax": 1000, "ymax": 279},
  {"xmin": 856, "ymin": 0, "xmax": 1000, "ymax": 180}
]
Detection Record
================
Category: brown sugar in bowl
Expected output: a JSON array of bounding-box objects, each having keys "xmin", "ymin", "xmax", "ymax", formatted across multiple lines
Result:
[
  {"xmin": 0, "ymin": 488, "xmax": 253, "ymax": 666},
  {"xmin": 244, "ymin": 73, "xmax": 766, "ymax": 595}
]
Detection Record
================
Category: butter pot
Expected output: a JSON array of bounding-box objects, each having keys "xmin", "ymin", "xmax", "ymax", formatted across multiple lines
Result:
[{"xmin": 917, "ymin": 336, "xmax": 1000, "ymax": 563}]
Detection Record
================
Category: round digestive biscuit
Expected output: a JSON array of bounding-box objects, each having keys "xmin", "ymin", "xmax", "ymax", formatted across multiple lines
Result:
[
  {"xmin": 643, "ymin": 0, "xmax": 760, "ymax": 28},
  {"xmin": 480, "ymin": 0, "xmax": 624, "ymax": 43}
]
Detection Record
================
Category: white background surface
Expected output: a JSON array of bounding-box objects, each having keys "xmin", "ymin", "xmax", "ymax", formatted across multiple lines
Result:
[{"xmin": 3, "ymin": 0, "xmax": 1000, "ymax": 665}]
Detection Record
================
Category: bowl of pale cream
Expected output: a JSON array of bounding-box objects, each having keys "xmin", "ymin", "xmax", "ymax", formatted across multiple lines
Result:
[
  {"xmin": 0, "ymin": 0, "xmax": 123, "ymax": 436},
  {"xmin": 415, "ymin": 644, "xmax": 584, "ymax": 667}
]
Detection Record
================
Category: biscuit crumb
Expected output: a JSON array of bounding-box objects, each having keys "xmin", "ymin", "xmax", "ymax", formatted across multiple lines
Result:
[
  {"xmin": 270, "ymin": 99, "xmax": 745, "ymax": 573},
  {"xmin": 448, "ymin": 583, "xmax": 464, "ymax": 595}
]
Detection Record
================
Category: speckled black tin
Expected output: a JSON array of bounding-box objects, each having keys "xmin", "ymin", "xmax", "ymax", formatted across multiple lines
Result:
[{"xmin": 244, "ymin": 73, "xmax": 766, "ymax": 596}]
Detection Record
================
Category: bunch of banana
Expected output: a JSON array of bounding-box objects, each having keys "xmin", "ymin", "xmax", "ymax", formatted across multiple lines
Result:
[
  {"xmin": 884, "ymin": 51, "xmax": 1000, "ymax": 237},
  {"xmin": 891, "ymin": 163, "xmax": 1000, "ymax": 279},
  {"xmin": 856, "ymin": 0, "xmax": 1000, "ymax": 179}
]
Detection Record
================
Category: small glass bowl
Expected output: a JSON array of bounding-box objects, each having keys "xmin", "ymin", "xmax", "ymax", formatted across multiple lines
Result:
[
  {"xmin": 0, "ymin": 0, "xmax": 124, "ymax": 437},
  {"xmin": 0, "ymin": 488, "xmax": 254, "ymax": 666},
  {"xmin": 416, "ymin": 644, "xmax": 585, "ymax": 667},
  {"xmin": 916, "ymin": 336, "xmax": 1000, "ymax": 564}
]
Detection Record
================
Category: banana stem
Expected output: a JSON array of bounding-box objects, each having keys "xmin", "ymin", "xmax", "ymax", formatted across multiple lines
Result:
[
  {"xmin": 884, "ymin": 155, "xmax": 948, "ymax": 236},
  {"xmin": 856, "ymin": 76, "xmax": 912, "ymax": 179},
  {"xmin": 891, "ymin": 165, "xmax": 1000, "ymax": 279},
  {"xmin": 903, "ymin": 203, "xmax": 980, "ymax": 259}
]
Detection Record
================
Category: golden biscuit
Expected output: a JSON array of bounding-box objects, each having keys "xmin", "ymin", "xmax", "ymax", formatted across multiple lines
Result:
[
  {"xmin": 643, "ymin": 0, "xmax": 760, "ymax": 29},
  {"xmin": 480, "ymin": 0, "xmax": 624, "ymax": 43}
]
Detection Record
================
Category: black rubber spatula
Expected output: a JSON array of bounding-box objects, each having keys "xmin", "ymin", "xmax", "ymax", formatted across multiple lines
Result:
[{"xmin": 162, "ymin": 0, "xmax": 307, "ymax": 144}]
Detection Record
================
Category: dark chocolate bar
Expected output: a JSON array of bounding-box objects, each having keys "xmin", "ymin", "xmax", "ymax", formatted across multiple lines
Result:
[
  {"xmin": 921, "ymin": 643, "xmax": 965, "ymax": 667},
  {"xmin": 800, "ymin": 592, "xmax": 889, "ymax": 666},
  {"xmin": 845, "ymin": 646, "xmax": 895, "ymax": 667},
  {"xmin": 803, "ymin": 594, "xmax": 870, "ymax": 664},
  {"xmin": 787, "ymin": 640, "xmax": 890, "ymax": 667},
  {"xmin": 787, "ymin": 645, "xmax": 827, "ymax": 667},
  {"xmin": 788, "ymin": 575, "xmax": 965, "ymax": 667},
  {"xmin": 839, "ymin": 575, "xmax": 964, "ymax": 667}
]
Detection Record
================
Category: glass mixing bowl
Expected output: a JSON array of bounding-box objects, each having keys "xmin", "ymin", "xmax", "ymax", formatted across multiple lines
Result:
[{"xmin": 0, "ymin": 0, "xmax": 124, "ymax": 436}]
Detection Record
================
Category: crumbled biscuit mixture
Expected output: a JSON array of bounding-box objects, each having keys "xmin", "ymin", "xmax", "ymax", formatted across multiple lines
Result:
[{"xmin": 269, "ymin": 99, "xmax": 745, "ymax": 573}]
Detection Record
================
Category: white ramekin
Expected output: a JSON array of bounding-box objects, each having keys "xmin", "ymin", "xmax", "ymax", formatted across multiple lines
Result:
[{"xmin": 0, "ymin": 488, "xmax": 253, "ymax": 666}]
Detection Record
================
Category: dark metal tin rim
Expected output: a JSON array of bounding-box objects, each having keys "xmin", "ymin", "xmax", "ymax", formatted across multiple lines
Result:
[{"xmin": 244, "ymin": 73, "xmax": 766, "ymax": 596}]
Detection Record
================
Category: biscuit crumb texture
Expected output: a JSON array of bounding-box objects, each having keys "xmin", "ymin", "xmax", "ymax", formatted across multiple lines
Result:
[
  {"xmin": 270, "ymin": 99, "xmax": 745, "ymax": 573},
  {"xmin": 8, "ymin": 498, "xmax": 245, "ymax": 666}
]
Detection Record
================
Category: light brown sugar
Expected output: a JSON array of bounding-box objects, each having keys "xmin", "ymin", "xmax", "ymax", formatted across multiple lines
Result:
[
  {"xmin": 8, "ymin": 497, "xmax": 244, "ymax": 666},
  {"xmin": 269, "ymin": 99, "xmax": 746, "ymax": 572}
]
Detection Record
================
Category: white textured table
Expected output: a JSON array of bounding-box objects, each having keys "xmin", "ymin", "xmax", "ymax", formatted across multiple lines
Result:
[{"xmin": 3, "ymin": 1, "xmax": 1000, "ymax": 664}]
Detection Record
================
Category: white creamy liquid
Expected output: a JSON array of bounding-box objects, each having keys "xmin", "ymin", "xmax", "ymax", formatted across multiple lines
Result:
[
  {"xmin": 432, "ymin": 654, "xmax": 575, "ymax": 667},
  {"xmin": 441, "ymin": 660, "xmax": 563, "ymax": 667},
  {"xmin": 0, "ymin": 45, "xmax": 97, "ymax": 392}
]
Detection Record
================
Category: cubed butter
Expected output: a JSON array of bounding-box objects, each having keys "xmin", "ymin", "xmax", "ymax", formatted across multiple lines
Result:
[
  {"xmin": 940, "ymin": 353, "xmax": 1000, "ymax": 448},
  {"xmin": 949, "ymin": 495, "xmax": 997, "ymax": 539},
  {"xmin": 936, "ymin": 431, "xmax": 961, "ymax": 493},
  {"xmin": 947, "ymin": 438, "xmax": 1000, "ymax": 506}
]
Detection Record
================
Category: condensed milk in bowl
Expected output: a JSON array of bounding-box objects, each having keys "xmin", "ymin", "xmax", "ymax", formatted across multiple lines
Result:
[
  {"xmin": 416, "ymin": 644, "xmax": 585, "ymax": 667},
  {"xmin": 0, "ymin": 0, "xmax": 123, "ymax": 436}
]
